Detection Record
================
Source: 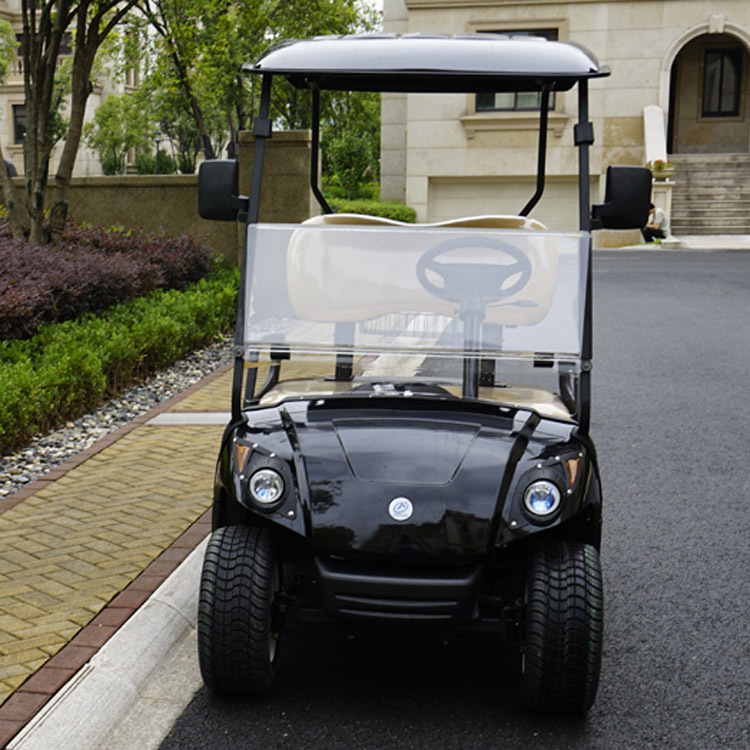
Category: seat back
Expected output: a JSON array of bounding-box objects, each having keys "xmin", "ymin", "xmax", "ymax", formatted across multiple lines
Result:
[{"xmin": 286, "ymin": 217, "xmax": 558, "ymax": 327}]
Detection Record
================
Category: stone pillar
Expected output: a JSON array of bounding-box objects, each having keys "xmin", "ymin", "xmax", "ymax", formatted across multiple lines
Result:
[
  {"xmin": 380, "ymin": 0, "xmax": 409, "ymax": 203},
  {"xmin": 643, "ymin": 105, "xmax": 668, "ymax": 165},
  {"xmin": 238, "ymin": 129, "xmax": 320, "ymax": 223}
]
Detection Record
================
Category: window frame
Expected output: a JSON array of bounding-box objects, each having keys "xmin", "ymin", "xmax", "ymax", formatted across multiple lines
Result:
[
  {"xmin": 13, "ymin": 104, "xmax": 26, "ymax": 145},
  {"xmin": 16, "ymin": 32, "xmax": 72, "ymax": 58},
  {"xmin": 701, "ymin": 47, "xmax": 743, "ymax": 118},
  {"xmin": 475, "ymin": 29, "xmax": 559, "ymax": 114}
]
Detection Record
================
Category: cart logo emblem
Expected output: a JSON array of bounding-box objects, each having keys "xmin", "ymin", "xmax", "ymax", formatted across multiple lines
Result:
[{"xmin": 388, "ymin": 497, "xmax": 413, "ymax": 522}]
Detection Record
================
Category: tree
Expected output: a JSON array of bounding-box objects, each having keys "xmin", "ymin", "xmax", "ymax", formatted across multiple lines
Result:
[
  {"xmin": 84, "ymin": 92, "xmax": 151, "ymax": 174},
  {"xmin": 157, "ymin": 104, "xmax": 201, "ymax": 174},
  {"xmin": 0, "ymin": 20, "xmax": 15, "ymax": 88},
  {"xmin": 137, "ymin": 0, "xmax": 228, "ymax": 160},
  {"xmin": 322, "ymin": 89, "xmax": 380, "ymax": 189},
  {"xmin": 137, "ymin": 0, "xmax": 376, "ymax": 159},
  {"xmin": 0, "ymin": 0, "xmax": 140, "ymax": 244},
  {"xmin": 327, "ymin": 130, "xmax": 372, "ymax": 199}
]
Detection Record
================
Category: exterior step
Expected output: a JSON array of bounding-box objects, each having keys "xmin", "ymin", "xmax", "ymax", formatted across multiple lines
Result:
[{"xmin": 669, "ymin": 154, "xmax": 750, "ymax": 235}]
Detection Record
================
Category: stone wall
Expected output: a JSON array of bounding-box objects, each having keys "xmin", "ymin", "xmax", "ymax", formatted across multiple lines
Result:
[
  {"xmin": 57, "ymin": 174, "xmax": 242, "ymax": 264},
  {"xmin": 19, "ymin": 129, "xmax": 316, "ymax": 265}
]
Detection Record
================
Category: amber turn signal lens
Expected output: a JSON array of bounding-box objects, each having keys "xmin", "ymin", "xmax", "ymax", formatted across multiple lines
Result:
[
  {"xmin": 235, "ymin": 443, "xmax": 251, "ymax": 471},
  {"xmin": 565, "ymin": 457, "xmax": 580, "ymax": 487}
]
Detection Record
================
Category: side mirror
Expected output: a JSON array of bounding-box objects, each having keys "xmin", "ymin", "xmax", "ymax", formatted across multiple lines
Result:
[
  {"xmin": 591, "ymin": 166, "xmax": 652, "ymax": 230},
  {"xmin": 198, "ymin": 159, "xmax": 249, "ymax": 222}
]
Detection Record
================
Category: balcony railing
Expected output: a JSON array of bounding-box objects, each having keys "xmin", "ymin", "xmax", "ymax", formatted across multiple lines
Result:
[{"xmin": 10, "ymin": 55, "xmax": 69, "ymax": 77}]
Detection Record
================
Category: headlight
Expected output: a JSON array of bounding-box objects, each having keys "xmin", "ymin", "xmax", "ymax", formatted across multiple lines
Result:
[
  {"xmin": 248, "ymin": 468, "xmax": 285, "ymax": 506},
  {"xmin": 523, "ymin": 480, "xmax": 561, "ymax": 517}
]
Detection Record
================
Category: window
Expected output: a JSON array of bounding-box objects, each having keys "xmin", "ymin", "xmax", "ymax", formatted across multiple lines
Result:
[
  {"xmin": 125, "ymin": 66, "xmax": 140, "ymax": 88},
  {"xmin": 702, "ymin": 48, "xmax": 742, "ymax": 117},
  {"xmin": 59, "ymin": 33, "xmax": 72, "ymax": 56},
  {"xmin": 13, "ymin": 105, "xmax": 26, "ymax": 145},
  {"xmin": 15, "ymin": 32, "xmax": 72, "ymax": 58},
  {"xmin": 476, "ymin": 29, "xmax": 558, "ymax": 112}
]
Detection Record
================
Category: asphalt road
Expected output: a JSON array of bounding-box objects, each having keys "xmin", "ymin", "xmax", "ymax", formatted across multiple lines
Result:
[{"xmin": 159, "ymin": 250, "xmax": 749, "ymax": 750}]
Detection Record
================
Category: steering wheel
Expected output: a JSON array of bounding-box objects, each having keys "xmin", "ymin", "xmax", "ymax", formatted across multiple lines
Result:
[{"xmin": 416, "ymin": 236, "xmax": 532, "ymax": 306}]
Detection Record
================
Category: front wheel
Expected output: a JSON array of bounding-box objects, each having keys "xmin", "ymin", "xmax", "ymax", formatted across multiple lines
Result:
[
  {"xmin": 520, "ymin": 542, "xmax": 603, "ymax": 713},
  {"xmin": 198, "ymin": 525, "xmax": 281, "ymax": 694}
]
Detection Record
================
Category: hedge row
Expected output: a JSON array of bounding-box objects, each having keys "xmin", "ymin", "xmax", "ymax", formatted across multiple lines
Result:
[
  {"xmin": 328, "ymin": 198, "xmax": 417, "ymax": 223},
  {"xmin": 0, "ymin": 267, "xmax": 239, "ymax": 455},
  {"xmin": 0, "ymin": 221, "xmax": 212, "ymax": 340}
]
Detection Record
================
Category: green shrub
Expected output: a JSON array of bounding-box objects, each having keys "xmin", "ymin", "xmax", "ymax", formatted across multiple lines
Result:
[
  {"xmin": 327, "ymin": 198, "xmax": 417, "ymax": 223},
  {"xmin": 134, "ymin": 149, "xmax": 177, "ymax": 175},
  {"xmin": 101, "ymin": 151, "xmax": 125, "ymax": 176},
  {"xmin": 177, "ymin": 152, "xmax": 196, "ymax": 175},
  {"xmin": 327, "ymin": 132, "xmax": 373, "ymax": 199},
  {"xmin": 0, "ymin": 267, "xmax": 239, "ymax": 455},
  {"xmin": 322, "ymin": 180, "xmax": 379, "ymax": 201}
]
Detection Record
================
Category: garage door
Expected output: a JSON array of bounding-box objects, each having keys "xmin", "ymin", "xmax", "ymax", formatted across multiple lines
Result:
[{"xmin": 427, "ymin": 177, "xmax": 597, "ymax": 232}]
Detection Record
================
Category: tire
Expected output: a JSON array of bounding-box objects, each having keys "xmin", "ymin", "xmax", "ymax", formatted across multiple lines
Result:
[
  {"xmin": 520, "ymin": 541, "xmax": 603, "ymax": 713},
  {"xmin": 198, "ymin": 525, "xmax": 281, "ymax": 695}
]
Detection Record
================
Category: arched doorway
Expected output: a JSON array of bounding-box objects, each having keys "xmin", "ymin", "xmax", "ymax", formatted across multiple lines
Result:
[{"xmin": 667, "ymin": 33, "xmax": 750, "ymax": 154}]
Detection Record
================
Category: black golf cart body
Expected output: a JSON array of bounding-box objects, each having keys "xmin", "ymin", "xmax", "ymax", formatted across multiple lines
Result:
[{"xmin": 197, "ymin": 34, "xmax": 650, "ymax": 714}]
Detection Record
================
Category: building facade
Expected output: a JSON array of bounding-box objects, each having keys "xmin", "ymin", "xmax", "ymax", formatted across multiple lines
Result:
[
  {"xmin": 381, "ymin": 0, "xmax": 750, "ymax": 233},
  {"xmin": 0, "ymin": 0, "xmax": 131, "ymax": 177}
]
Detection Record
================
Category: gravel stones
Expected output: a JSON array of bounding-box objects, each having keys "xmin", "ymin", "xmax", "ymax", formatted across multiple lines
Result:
[{"xmin": 0, "ymin": 336, "xmax": 234, "ymax": 498}]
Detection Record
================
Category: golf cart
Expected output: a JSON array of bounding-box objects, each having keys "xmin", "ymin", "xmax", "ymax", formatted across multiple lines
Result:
[{"xmin": 197, "ymin": 34, "xmax": 650, "ymax": 714}]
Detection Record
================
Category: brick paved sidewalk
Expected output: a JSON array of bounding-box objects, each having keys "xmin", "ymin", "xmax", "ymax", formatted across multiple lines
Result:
[{"xmin": 0, "ymin": 366, "xmax": 234, "ymax": 747}]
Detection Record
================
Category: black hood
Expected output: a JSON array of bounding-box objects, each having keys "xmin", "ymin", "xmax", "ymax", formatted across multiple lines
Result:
[
  {"xmin": 274, "ymin": 398, "xmax": 571, "ymax": 559},
  {"xmin": 234, "ymin": 397, "xmax": 583, "ymax": 561}
]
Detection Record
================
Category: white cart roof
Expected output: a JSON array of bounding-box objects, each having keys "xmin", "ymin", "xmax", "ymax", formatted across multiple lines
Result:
[{"xmin": 244, "ymin": 33, "xmax": 610, "ymax": 93}]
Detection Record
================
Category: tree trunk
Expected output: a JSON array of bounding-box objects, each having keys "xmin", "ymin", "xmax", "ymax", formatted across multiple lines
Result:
[
  {"xmin": 48, "ymin": 24, "xmax": 97, "ymax": 244},
  {"xmin": 173, "ymin": 51, "xmax": 216, "ymax": 160}
]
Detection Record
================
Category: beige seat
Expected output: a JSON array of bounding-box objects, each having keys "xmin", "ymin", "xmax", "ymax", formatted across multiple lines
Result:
[
  {"xmin": 288, "ymin": 214, "xmax": 557, "ymax": 327},
  {"xmin": 303, "ymin": 212, "xmax": 548, "ymax": 230}
]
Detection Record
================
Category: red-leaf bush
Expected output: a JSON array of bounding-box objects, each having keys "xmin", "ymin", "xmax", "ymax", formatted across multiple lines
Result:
[{"xmin": 0, "ymin": 220, "xmax": 213, "ymax": 340}]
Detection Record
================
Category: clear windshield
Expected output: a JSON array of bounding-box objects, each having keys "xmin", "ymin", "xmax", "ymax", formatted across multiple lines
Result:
[{"xmin": 243, "ymin": 222, "xmax": 588, "ymax": 419}]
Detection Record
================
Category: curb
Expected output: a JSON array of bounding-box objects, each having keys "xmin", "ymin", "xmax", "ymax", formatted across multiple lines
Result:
[{"xmin": 7, "ymin": 538, "xmax": 208, "ymax": 749}]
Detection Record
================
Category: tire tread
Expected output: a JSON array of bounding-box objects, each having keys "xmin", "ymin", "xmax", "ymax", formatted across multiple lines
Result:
[
  {"xmin": 520, "ymin": 541, "xmax": 603, "ymax": 713},
  {"xmin": 197, "ymin": 525, "xmax": 278, "ymax": 695}
]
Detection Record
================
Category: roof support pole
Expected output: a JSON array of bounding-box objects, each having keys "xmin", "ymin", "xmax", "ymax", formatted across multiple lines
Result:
[
  {"xmin": 575, "ymin": 79, "xmax": 593, "ymax": 435},
  {"xmin": 520, "ymin": 84, "xmax": 552, "ymax": 217},
  {"xmin": 311, "ymin": 87, "xmax": 333, "ymax": 214},
  {"xmin": 247, "ymin": 74, "xmax": 273, "ymax": 225},
  {"xmin": 575, "ymin": 79, "xmax": 593, "ymax": 232},
  {"xmin": 231, "ymin": 73, "xmax": 273, "ymax": 422}
]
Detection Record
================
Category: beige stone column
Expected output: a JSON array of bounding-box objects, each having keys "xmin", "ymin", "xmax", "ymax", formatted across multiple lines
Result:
[{"xmin": 238, "ymin": 130, "xmax": 319, "ymax": 224}]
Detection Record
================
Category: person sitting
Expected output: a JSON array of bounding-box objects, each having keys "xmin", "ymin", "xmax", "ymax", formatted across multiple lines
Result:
[{"xmin": 642, "ymin": 202, "xmax": 669, "ymax": 243}]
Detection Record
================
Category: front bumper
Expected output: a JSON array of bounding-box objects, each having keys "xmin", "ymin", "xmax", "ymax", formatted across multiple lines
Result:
[{"xmin": 313, "ymin": 556, "xmax": 482, "ymax": 624}]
